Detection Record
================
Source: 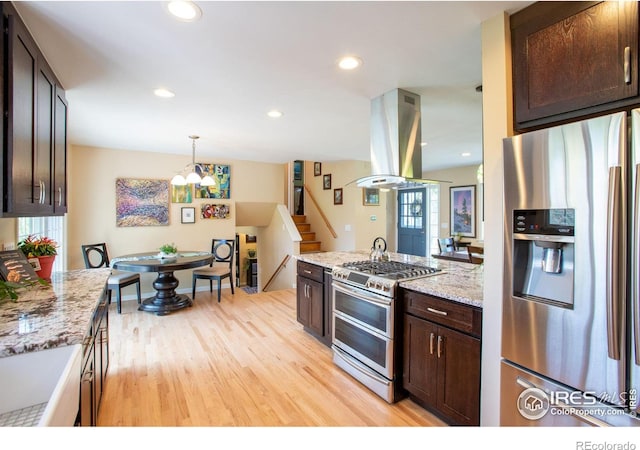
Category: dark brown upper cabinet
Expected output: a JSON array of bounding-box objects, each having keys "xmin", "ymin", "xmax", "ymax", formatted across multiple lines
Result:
[
  {"xmin": 1, "ymin": 2, "xmax": 68, "ymax": 217},
  {"xmin": 511, "ymin": 1, "xmax": 639, "ymax": 131}
]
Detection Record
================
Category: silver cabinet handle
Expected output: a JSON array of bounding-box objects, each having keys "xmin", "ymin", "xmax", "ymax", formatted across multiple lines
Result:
[
  {"xmin": 58, "ymin": 186, "xmax": 62, "ymax": 206},
  {"xmin": 606, "ymin": 166, "xmax": 622, "ymax": 360},
  {"xmin": 429, "ymin": 332, "xmax": 434, "ymax": 355},
  {"xmin": 303, "ymin": 269, "xmax": 312, "ymax": 274},
  {"xmin": 624, "ymin": 46, "xmax": 632, "ymax": 84},
  {"xmin": 427, "ymin": 307, "xmax": 448, "ymax": 316},
  {"xmin": 625, "ymin": 46, "xmax": 631, "ymax": 84},
  {"xmin": 437, "ymin": 335, "xmax": 443, "ymax": 358}
]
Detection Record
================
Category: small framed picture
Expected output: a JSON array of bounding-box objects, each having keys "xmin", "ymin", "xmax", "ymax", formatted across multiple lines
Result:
[
  {"xmin": 323, "ymin": 174, "xmax": 332, "ymax": 190},
  {"xmin": 334, "ymin": 188, "xmax": 343, "ymax": 205},
  {"xmin": 363, "ymin": 188, "xmax": 380, "ymax": 206},
  {"xmin": 314, "ymin": 162, "xmax": 322, "ymax": 176},
  {"xmin": 181, "ymin": 207, "xmax": 195, "ymax": 224}
]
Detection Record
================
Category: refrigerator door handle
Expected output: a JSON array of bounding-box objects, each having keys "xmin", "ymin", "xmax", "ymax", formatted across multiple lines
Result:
[
  {"xmin": 515, "ymin": 377, "xmax": 611, "ymax": 427},
  {"xmin": 634, "ymin": 164, "xmax": 640, "ymax": 365},
  {"xmin": 607, "ymin": 166, "xmax": 622, "ymax": 360}
]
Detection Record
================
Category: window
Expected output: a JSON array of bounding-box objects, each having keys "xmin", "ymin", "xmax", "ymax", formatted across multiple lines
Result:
[{"xmin": 18, "ymin": 216, "xmax": 65, "ymax": 273}]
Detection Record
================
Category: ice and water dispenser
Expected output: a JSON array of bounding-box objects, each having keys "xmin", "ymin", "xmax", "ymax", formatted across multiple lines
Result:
[{"xmin": 511, "ymin": 209, "xmax": 575, "ymax": 307}]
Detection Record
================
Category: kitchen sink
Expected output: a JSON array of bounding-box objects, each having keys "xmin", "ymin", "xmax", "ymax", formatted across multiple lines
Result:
[{"xmin": 0, "ymin": 344, "xmax": 82, "ymax": 426}]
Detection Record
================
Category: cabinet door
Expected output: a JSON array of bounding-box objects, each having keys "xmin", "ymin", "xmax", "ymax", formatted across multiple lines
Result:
[
  {"xmin": 5, "ymin": 13, "xmax": 39, "ymax": 215},
  {"xmin": 296, "ymin": 275, "xmax": 324, "ymax": 336},
  {"xmin": 402, "ymin": 314, "xmax": 438, "ymax": 405},
  {"xmin": 53, "ymin": 87, "xmax": 68, "ymax": 214},
  {"xmin": 296, "ymin": 276, "xmax": 310, "ymax": 327},
  {"xmin": 307, "ymin": 277, "xmax": 323, "ymax": 335},
  {"xmin": 436, "ymin": 326, "xmax": 481, "ymax": 426},
  {"xmin": 512, "ymin": 1, "xmax": 639, "ymax": 129},
  {"xmin": 36, "ymin": 61, "xmax": 55, "ymax": 213}
]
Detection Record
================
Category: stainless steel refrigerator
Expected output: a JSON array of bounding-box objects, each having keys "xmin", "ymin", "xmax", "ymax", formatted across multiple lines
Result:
[{"xmin": 501, "ymin": 110, "xmax": 640, "ymax": 426}]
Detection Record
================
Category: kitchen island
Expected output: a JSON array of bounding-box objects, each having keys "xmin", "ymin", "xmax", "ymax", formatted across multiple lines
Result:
[
  {"xmin": 0, "ymin": 268, "xmax": 111, "ymax": 426},
  {"xmin": 295, "ymin": 250, "xmax": 483, "ymax": 425},
  {"xmin": 296, "ymin": 250, "xmax": 483, "ymax": 308}
]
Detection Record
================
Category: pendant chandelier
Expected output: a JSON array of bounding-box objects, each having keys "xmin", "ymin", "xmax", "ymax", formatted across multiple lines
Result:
[{"xmin": 170, "ymin": 135, "xmax": 215, "ymax": 186}]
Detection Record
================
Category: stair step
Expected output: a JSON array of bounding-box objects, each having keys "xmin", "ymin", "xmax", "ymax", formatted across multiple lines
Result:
[
  {"xmin": 300, "ymin": 241, "xmax": 322, "ymax": 253},
  {"xmin": 292, "ymin": 215, "xmax": 307, "ymax": 224},
  {"xmin": 296, "ymin": 223, "xmax": 311, "ymax": 233},
  {"xmin": 300, "ymin": 231, "xmax": 316, "ymax": 241}
]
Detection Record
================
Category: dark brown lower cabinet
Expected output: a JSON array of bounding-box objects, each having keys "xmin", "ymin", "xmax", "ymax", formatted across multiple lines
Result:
[
  {"xmin": 402, "ymin": 290, "xmax": 482, "ymax": 426},
  {"xmin": 78, "ymin": 289, "xmax": 109, "ymax": 426}
]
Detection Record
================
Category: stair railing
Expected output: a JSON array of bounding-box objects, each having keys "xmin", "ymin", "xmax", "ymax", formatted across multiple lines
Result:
[
  {"xmin": 263, "ymin": 254, "xmax": 291, "ymax": 292},
  {"xmin": 303, "ymin": 185, "xmax": 337, "ymax": 238}
]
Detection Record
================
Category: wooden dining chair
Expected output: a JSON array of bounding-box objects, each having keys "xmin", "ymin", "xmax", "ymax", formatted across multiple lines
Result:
[
  {"xmin": 466, "ymin": 245, "xmax": 484, "ymax": 264},
  {"xmin": 81, "ymin": 243, "xmax": 141, "ymax": 314},
  {"xmin": 437, "ymin": 238, "xmax": 455, "ymax": 253},
  {"xmin": 192, "ymin": 238, "xmax": 235, "ymax": 302}
]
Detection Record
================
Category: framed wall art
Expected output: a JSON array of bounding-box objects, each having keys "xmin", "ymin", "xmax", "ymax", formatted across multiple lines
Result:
[
  {"xmin": 171, "ymin": 184, "xmax": 192, "ymax": 203},
  {"xmin": 181, "ymin": 207, "xmax": 195, "ymax": 224},
  {"xmin": 450, "ymin": 185, "xmax": 476, "ymax": 237},
  {"xmin": 116, "ymin": 178, "xmax": 169, "ymax": 227},
  {"xmin": 323, "ymin": 174, "xmax": 332, "ymax": 190},
  {"xmin": 334, "ymin": 188, "xmax": 343, "ymax": 205},
  {"xmin": 363, "ymin": 188, "xmax": 379, "ymax": 206},
  {"xmin": 314, "ymin": 162, "xmax": 322, "ymax": 176},
  {"xmin": 195, "ymin": 164, "xmax": 231, "ymax": 199},
  {"xmin": 201, "ymin": 203, "xmax": 230, "ymax": 219}
]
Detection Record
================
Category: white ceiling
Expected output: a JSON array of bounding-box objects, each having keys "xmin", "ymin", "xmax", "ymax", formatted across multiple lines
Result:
[{"xmin": 14, "ymin": 1, "xmax": 528, "ymax": 172}]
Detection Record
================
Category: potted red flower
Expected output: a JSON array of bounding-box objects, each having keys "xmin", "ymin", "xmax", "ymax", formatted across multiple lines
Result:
[{"xmin": 17, "ymin": 234, "xmax": 58, "ymax": 281}]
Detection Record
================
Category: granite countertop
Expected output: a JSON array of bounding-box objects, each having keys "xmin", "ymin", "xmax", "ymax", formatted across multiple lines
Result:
[
  {"xmin": 296, "ymin": 250, "xmax": 483, "ymax": 308},
  {"xmin": 0, "ymin": 268, "xmax": 111, "ymax": 358}
]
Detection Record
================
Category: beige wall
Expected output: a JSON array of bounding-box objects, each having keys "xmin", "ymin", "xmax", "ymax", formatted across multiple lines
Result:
[
  {"xmin": 302, "ymin": 160, "xmax": 387, "ymax": 252},
  {"xmin": 480, "ymin": 11, "xmax": 512, "ymax": 426},
  {"xmin": 68, "ymin": 144, "xmax": 285, "ymax": 295},
  {"xmin": 425, "ymin": 164, "xmax": 484, "ymax": 241}
]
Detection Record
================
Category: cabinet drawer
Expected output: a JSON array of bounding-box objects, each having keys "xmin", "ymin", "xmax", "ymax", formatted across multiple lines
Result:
[
  {"xmin": 403, "ymin": 290, "xmax": 482, "ymax": 337},
  {"xmin": 297, "ymin": 261, "xmax": 324, "ymax": 282}
]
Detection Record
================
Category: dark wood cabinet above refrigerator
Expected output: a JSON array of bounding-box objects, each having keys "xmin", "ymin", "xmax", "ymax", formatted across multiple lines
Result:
[{"xmin": 511, "ymin": 1, "xmax": 639, "ymax": 132}]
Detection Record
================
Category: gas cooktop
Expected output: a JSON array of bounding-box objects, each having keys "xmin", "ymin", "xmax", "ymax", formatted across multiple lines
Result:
[
  {"xmin": 340, "ymin": 260, "xmax": 441, "ymax": 280},
  {"xmin": 332, "ymin": 260, "xmax": 442, "ymax": 297}
]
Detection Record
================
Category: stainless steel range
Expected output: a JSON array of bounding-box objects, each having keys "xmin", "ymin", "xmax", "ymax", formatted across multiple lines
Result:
[{"xmin": 331, "ymin": 259, "xmax": 442, "ymax": 402}]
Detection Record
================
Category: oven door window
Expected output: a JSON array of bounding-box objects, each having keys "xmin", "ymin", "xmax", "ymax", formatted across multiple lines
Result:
[
  {"xmin": 333, "ymin": 286, "xmax": 391, "ymax": 336},
  {"xmin": 334, "ymin": 315, "xmax": 392, "ymax": 377}
]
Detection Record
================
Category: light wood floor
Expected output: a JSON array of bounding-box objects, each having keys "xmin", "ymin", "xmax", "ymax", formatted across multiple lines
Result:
[{"xmin": 97, "ymin": 287, "xmax": 446, "ymax": 427}]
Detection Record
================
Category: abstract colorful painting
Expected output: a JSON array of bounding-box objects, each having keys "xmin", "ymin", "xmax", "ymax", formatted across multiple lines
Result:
[
  {"xmin": 200, "ymin": 204, "xmax": 230, "ymax": 219},
  {"xmin": 195, "ymin": 164, "xmax": 231, "ymax": 199},
  {"xmin": 171, "ymin": 184, "xmax": 192, "ymax": 203},
  {"xmin": 116, "ymin": 178, "xmax": 170, "ymax": 227}
]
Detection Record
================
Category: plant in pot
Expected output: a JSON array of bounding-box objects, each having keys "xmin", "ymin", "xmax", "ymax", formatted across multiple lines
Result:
[
  {"xmin": 17, "ymin": 234, "xmax": 58, "ymax": 281},
  {"xmin": 159, "ymin": 243, "xmax": 178, "ymax": 258}
]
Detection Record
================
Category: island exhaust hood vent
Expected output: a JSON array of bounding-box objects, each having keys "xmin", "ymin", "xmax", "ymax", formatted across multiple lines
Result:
[{"xmin": 352, "ymin": 88, "xmax": 447, "ymax": 190}]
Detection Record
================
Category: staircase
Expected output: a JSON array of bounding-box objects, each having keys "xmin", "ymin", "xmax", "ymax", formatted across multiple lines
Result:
[{"xmin": 293, "ymin": 215, "xmax": 322, "ymax": 253}]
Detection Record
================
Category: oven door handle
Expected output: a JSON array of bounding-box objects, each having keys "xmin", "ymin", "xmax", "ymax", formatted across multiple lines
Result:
[
  {"xmin": 332, "ymin": 345, "xmax": 391, "ymax": 386},
  {"xmin": 332, "ymin": 281, "xmax": 392, "ymax": 307}
]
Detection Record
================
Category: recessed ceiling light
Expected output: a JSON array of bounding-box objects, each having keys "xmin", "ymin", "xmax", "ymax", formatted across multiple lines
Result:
[
  {"xmin": 166, "ymin": 1, "xmax": 202, "ymax": 22},
  {"xmin": 421, "ymin": 142, "xmax": 427, "ymax": 147},
  {"xmin": 461, "ymin": 152, "xmax": 471, "ymax": 157},
  {"xmin": 154, "ymin": 88, "xmax": 175, "ymax": 98},
  {"xmin": 267, "ymin": 110, "xmax": 283, "ymax": 118},
  {"xmin": 338, "ymin": 55, "xmax": 363, "ymax": 70}
]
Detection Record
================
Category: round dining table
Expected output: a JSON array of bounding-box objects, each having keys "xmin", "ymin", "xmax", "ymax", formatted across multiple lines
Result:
[{"xmin": 111, "ymin": 251, "xmax": 213, "ymax": 316}]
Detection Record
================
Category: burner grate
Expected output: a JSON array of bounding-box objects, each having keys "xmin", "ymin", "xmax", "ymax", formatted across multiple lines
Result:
[{"xmin": 341, "ymin": 260, "xmax": 440, "ymax": 280}]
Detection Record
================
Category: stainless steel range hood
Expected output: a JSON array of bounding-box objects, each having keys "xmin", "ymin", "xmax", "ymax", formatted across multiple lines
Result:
[{"xmin": 354, "ymin": 88, "xmax": 444, "ymax": 189}]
